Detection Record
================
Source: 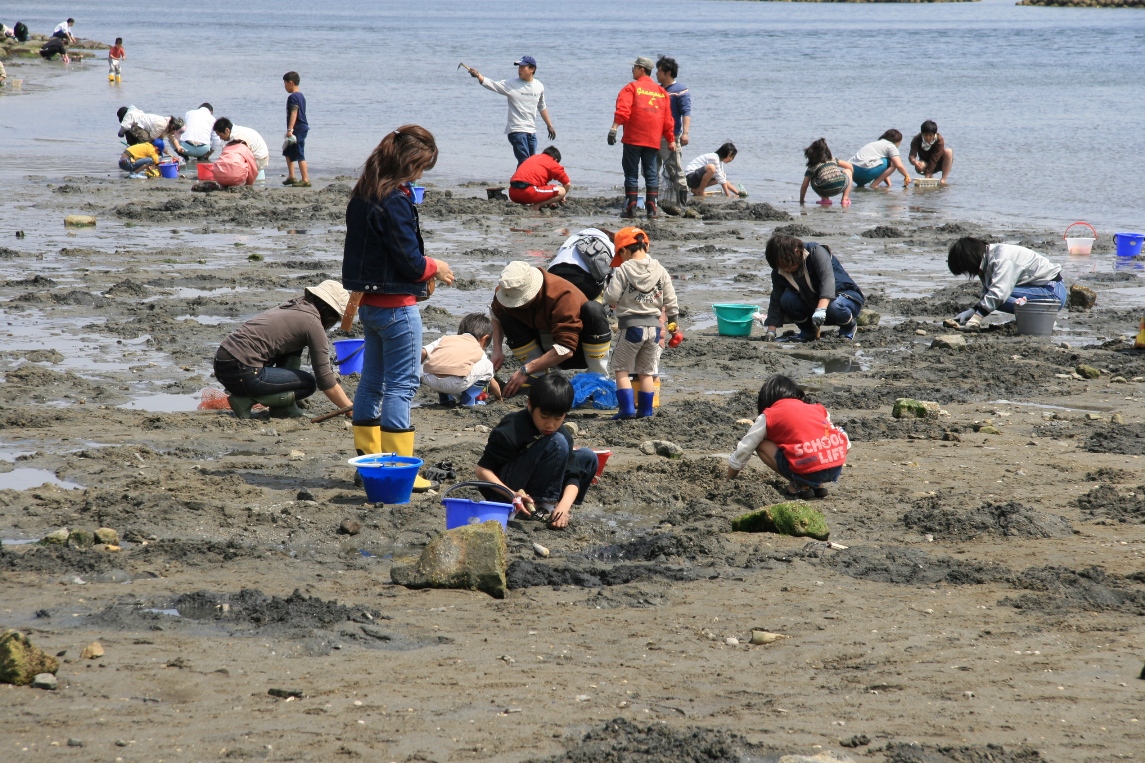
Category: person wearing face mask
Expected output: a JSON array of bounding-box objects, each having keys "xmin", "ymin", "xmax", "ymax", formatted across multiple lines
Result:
[
  {"xmin": 760, "ymin": 234, "xmax": 865, "ymax": 343},
  {"xmin": 909, "ymin": 120, "xmax": 954, "ymax": 185}
]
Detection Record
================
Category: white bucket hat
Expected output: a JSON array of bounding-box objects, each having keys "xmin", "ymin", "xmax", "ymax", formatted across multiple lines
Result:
[
  {"xmin": 305, "ymin": 280, "xmax": 350, "ymax": 316},
  {"xmin": 495, "ymin": 262, "xmax": 543, "ymax": 309}
]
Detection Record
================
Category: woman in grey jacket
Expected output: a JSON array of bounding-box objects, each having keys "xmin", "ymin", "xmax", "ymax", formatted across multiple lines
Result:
[{"xmin": 948, "ymin": 238, "xmax": 1065, "ymax": 331}]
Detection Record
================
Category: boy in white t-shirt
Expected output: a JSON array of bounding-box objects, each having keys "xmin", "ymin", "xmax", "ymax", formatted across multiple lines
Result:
[{"xmin": 422, "ymin": 313, "xmax": 500, "ymax": 407}]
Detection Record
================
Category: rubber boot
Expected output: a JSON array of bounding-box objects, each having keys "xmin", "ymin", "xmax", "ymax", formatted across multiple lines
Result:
[
  {"xmin": 438, "ymin": 393, "xmax": 455, "ymax": 407},
  {"xmin": 257, "ymin": 390, "xmax": 304, "ymax": 419},
  {"xmin": 227, "ymin": 394, "xmax": 256, "ymax": 419},
  {"xmin": 115, "ymin": 75, "xmax": 121, "ymax": 83},
  {"xmin": 581, "ymin": 339, "xmax": 611, "ymax": 377},
  {"xmin": 645, "ymin": 188, "xmax": 660, "ymax": 219},
  {"xmin": 612, "ymin": 388, "xmax": 636, "ymax": 420},
  {"xmin": 459, "ymin": 384, "xmax": 485, "ymax": 407},
  {"xmin": 509, "ymin": 340, "xmax": 544, "ymax": 396},
  {"xmin": 353, "ymin": 422, "xmax": 382, "ymax": 457},
  {"xmin": 636, "ymin": 391, "xmax": 655, "ymax": 418},
  {"xmin": 380, "ymin": 427, "xmax": 436, "ymax": 493},
  {"xmin": 108, "ymin": 73, "xmax": 115, "ymax": 82},
  {"xmin": 622, "ymin": 186, "xmax": 639, "ymax": 219},
  {"xmin": 678, "ymin": 189, "xmax": 689, "ymax": 207}
]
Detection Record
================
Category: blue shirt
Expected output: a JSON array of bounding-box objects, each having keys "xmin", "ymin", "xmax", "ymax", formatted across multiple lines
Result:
[
  {"xmin": 665, "ymin": 82, "xmax": 691, "ymax": 137},
  {"xmin": 287, "ymin": 92, "xmax": 308, "ymax": 131}
]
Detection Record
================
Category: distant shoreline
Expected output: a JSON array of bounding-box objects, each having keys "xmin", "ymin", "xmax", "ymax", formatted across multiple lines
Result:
[{"xmin": 1016, "ymin": 0, "xmax": 1144, "ymax": 6}]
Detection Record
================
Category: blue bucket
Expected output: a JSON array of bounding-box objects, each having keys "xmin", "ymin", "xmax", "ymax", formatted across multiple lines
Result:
[
  {"xmin": 441, "ymin": 481, "xmax": 516, "ymax": 531},
  {"xmin": 1114, "ymin": 232, "xmax": 1145, "ymax": 258},
  {"xmin": 158, "ymin": 162, "xmax": 179, "ymax": 179},
  {"xmin": 411, "ymin": 186, "xmax": 426, "ymax": 204},
  {"xmin": 349, "ymin": 454, "xmax": 422, "ymax": 504},
  {"xmin": 332, "ymin": 338, "xmax": 364, "ymax": 375}
]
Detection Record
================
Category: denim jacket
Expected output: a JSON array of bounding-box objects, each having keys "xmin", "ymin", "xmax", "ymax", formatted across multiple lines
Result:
[{"xmin": 341, "ymin": 188, "xmax": 429, "ymax": 297}]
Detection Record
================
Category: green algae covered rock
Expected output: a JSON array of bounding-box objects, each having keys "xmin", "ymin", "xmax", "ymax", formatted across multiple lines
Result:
[
  {"xmin": 0, "ymin": 630, "xmax": 60, "ymax": 686},
  {"xmin": 391, "ymin": 520, "xmax": 508, "ymax": 598},
  {"xmin": 732, "ymin": 502, "xmax": 829, "ymax": 540}
]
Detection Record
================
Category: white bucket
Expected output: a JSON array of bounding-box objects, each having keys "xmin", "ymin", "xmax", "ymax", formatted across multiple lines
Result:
[
  {"xmin": 1065, "ymin": 237, "xmax": 1095, "ymax": 256},
  {"xmin": 1014, "ymin": 300, "xmax": 1059, "ymax": 337}
]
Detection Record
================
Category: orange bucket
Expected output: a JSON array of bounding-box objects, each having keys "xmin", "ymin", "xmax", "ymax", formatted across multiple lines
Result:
[
  {"xmin": 196, "ymin": 163, "xmax": 215, "ymax": 181},
  {"xmin": 592, "ymin": 449, "xmax": 611, "ymax": 485}
]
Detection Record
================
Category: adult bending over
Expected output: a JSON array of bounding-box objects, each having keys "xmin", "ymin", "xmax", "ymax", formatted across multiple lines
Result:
[
  {"xmin": 212, "ymin": 141, "xmax": 260, "ymax": 187},
  {"xmin": 761, "ymin": 234, "xmax": 865, "ymax": 342},
  {"xmin": 509, "ymin": 146, "xmax": 570, "ymax": 210},
  {"xmin": 171, "ymin": 103, "xmax": 222, "ymax": 160},
  {"xmin": 909, "ymin": 120, "xmax": 954, "ymax": 184},
  {"xmin": 341, "ymin": 125, "xmax": 455, "ymax": 492},
  {"xmin": 213, "ymin": 280, "xmax": 354, "ymax": 419},
  {"xmin": 491, "ymin": 263, "xmax": 612, "ymax": 398},
  {"xmin": 848, "ymin": 130, "xmax": 911, "ymax": 189},
  {"xmin": 546, "ymin": 228, "xmax": 615, "ymax": 301},
  {"xmin": 213, "ymin": 118, "xmax": 269, "ymax": 174},
  {"xmin": 947, "ymin": 237, "xmax": 1065, "ymax": 332}
]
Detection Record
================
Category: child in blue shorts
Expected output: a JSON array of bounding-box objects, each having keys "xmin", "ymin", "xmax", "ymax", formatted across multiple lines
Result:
[{"xmin": 282, "ymin": 71, "xmax": 310, "ymax": 187}]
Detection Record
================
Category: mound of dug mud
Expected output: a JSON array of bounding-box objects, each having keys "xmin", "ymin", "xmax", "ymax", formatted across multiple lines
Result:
[
  {"xmin": 1084, "ymin": 423, "xmax": 1145, "ymax": 455},
  {"xmin": 820, "ymin": 547, "xmax": 1009, "ymax": 586},
  {"xmin": 902, "ymin": 500, "xmax": 1073, "ymax": 540},
  {"xmin": 0, "ymin": 543, "xmax": 120, "ymax": 574},
  {"xmin": 691, "ymin": 200, "xmax": 791, "ymax": 222},
  {"xmin": 1002, "ymin": 566, "xmax": 1145, "ymax": 616},
  {"xmin": 528, "ymin": 717, "xmax": 768, "ymax": 763},
  {"xmin": 883, "ymin": 741, "xmax": 1044, "ymax": 763},
  {"xmin": 837, "ymin": 416, "xmax": 959, "ymax": 442},
  {"xmin": 1076, "ymin": 484, "xmax": 1145, "ymax": 523}
]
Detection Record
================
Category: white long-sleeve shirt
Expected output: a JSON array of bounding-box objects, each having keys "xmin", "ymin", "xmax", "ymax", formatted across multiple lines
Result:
[
  {"xmin": 481, "ymin": 77, "xmax": 547, "ymax": 135},
  {"xmin": 729, "ymin": 413, "xmax": 768, "ymax": 472},
  {"xmin": 229, "ymin": 125, "xmax": 269, "ymax": 164},
  {"xmin": 120, "ymin": 109, "xmax": 170, "ymax": 140}
]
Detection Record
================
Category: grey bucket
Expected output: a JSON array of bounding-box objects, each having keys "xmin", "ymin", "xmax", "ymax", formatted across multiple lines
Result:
[{"xmin": 1014, "ymin": 300, "xmax": 1060, "ymax": 336}]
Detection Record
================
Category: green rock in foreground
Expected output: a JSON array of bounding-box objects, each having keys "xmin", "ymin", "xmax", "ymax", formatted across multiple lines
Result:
[
  {"xmin": 391, "ymin": 521, "xmax": 508, "ymax": 598},
  {"xmin": 732, "ymin": 502, "xmax": 829, "ymax": 541},
  {"xmin": 0, "ymin": 630, "xmax": 60, "ymax": 686}
]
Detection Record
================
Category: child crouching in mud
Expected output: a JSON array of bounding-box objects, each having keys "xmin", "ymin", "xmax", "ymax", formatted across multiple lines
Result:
[{"xmin": 727, "ymin": 375, "xmax": 849, "ymax": 499}]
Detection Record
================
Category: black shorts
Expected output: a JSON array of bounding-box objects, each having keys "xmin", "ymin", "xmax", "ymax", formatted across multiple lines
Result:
[{"xmin": 686, "ymin": 168, "xmax": 707, "ymax": 189}]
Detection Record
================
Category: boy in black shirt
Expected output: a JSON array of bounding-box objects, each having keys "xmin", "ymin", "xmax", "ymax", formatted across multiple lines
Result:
[{"xmin": 475, "ymin": 374, "xmax": 597, "ymax": 529}]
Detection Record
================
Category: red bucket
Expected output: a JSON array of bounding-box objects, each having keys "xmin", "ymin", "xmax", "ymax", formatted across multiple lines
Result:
[
  {"xmin": 196, "ymin": 163, "xmax": 215, "ymax": 181},
  {"xmin": 592, "ymin": 449, "xmax": 611, "ymax": 485}
]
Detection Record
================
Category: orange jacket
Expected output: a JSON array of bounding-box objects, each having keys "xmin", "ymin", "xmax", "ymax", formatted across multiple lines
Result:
[{"xmin": 613, "ymin": 76, "xmax": 675, "ymax": 150}]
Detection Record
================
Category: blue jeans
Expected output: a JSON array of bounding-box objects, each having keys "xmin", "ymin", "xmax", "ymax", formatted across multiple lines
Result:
[
  {"xmin": 181, "ymin": 142, "xmax": 211, "ymax": 159},
  {"xmin": 119, "ymin": 157, "xmax": 154, "ymax": 173},
  {"xmin": 997, "ymin": 280, "xmax": 1067, "ymax": 314},
  {"xmin": 508, "ymin": 132, "xmax": 537, "ymax": 166},
  {"xmin": 487, "ymin": 434, "xmax": 598, "ymax": 505},
  {"xmin": 354, "ymin": 304, "xmax": 422, "ymax": 430},
  {"xmin": 622, "ymin": 144, "xmax": 660, "ymax": 191},
  {"xmin": 778, "ymin": 289, "xmax": 863, "ymax": 328},
  {"xmin": 851, "ymin": 159, "xmax": 889, "ymax": 187}
]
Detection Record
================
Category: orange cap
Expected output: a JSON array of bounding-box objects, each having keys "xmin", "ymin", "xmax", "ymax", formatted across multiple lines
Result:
[{"xmin": 610, "ymin": 227, "xmax": 649, "ymax": 266}]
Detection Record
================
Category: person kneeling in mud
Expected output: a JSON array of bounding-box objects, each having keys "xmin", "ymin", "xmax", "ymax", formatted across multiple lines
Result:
[
  {"xmin": 728, "ymin": 374, "xmax": 849, "ymax": 500},
  {"xmin": 509, "ymin": 146, "xmax": 571, "ymax": 211},
  {"xmin": 947, "ymin": 237, "xmax": 1065, "ymax": 332},
  {"xmin": 475, "ymin": 374, "xmax": 598, "ymax": 529},
  {"xmin": 421, "ymin": 312, "xmax": 501, "ymax": 407},
  {"xmin": 213, "ymin": 280, "xmax": 354, "ymax": 419},
  {"xmin": 761, "ymin": 234, "xmax": 865, "ymax": 342}
]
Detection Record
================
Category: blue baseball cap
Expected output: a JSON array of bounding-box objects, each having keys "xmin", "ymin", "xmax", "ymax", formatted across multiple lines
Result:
[{"xmin": 514, "ymin": 55, "xmax": 537, "ymax": 68}]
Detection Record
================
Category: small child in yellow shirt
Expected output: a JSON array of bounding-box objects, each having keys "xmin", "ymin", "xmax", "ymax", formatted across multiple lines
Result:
[{"xmin": 119, "ymin": 140, "xmax": 160, "ymax": 178}]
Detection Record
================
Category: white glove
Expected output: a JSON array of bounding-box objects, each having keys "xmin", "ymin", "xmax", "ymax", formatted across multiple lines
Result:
[
  {"xmin": 811, "ymin": 308, "xmax": 827, "ymax": 327},
  {"xmin": 955, "ymin": 308, "xmax": 975, "ymax": 325}
]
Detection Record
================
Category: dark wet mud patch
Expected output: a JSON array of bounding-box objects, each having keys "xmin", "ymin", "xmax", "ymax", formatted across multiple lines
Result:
[
  {"xmin": 595, "ymin": 392, "xmax": 756, "ymax": 453},
  {"xmin": 820, "ymin": 546, "xmax": 1010, "ymax": 586},
  {"xmin": 1083, "ymin": 422, "xmax": 1145, "ymax": 455},
  {"xmin": 1076, "ymin": 484, "xmax": 1145, "ymax": 523},
  {"xmin": 837, "ymin": 415, "xmax": 961, "ymax": 442},
  {"xmin": 902, "ymin": 500, "xmax": 1073, "ymax": 540},
  {"xmin": 883, "ymin": 741, "xmax": 1044, "ymax": 763},
  {"xmin": 528, "ymin": 717, "xmax": 771, "ymax": 763},
  {"xmin": 506, "ymin": 559, "xmax": 699, "ymax": 591},
  {"xmin": 599, "ymin": 459, "xmax": 783, "ymax": 516},
  {"xmin": 12, "ymin": 289, "xmax": 108, "ymax": 307},
  {"xmin": 1001, "ymin": 565, "xmax": 1145, "ymax": 616},
  {"xmin": 3, "ymin": 274, "xmax": 56, "ymax": 288},
  {"xmin": 866, "ymin": 282, "xmax": 981, "ymax": 320},
  {"xmin": 690, "ymin": 200, "xmax": 791, "ymax": 222},
  {"xmin": 0, "ymin": 543, "xmax": 120, "ymax": 574},
  {"xmin": 1085, "ymin": 467, "xmax": 1133, "ymax": 483},
  {"xmin": 861, "ymin": 225, "xmax": 905, "ymax": 238},
  {"xmin": 773, "ymin": 223, "xmax": 826, "ymax": 237}
]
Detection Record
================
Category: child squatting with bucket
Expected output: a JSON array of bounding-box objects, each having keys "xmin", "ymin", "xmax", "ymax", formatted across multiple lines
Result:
[
  {"xmin": 421, "ymin": 312, "xmax": 501, "ymax": 406},
  {"xmin": 728, "ymin": 375, "xmax": 850, "ymax": 499}
]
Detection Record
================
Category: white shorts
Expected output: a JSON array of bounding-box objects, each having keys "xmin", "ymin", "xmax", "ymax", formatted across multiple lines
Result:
[{"xmin": 609, "ymin": 326, "xmax": 662, "ymax": 376}]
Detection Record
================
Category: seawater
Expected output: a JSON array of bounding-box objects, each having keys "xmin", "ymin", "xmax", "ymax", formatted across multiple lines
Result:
[{"xmin": 1, "ymin": 0, "xmax": 1143, "ymax": 229}]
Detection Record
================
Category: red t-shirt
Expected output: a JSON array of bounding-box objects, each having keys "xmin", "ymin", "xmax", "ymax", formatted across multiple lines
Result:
[
  {"xmin": 511, "ymin": 153, "xmax": 570, "ymax": 187},
  {"xmin": 763, "ymin": 398, "xmax": 850, "ymax": 474},
  {"xmin": 613, "ymin": 76, "xmax": 675, "ymax": 150},
  {"xmin": 109, "ymin": 46, "xmax": 126, "ymax": 60}
]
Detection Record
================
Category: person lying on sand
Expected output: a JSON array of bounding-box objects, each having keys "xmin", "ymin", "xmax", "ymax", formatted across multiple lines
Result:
[
  {"xmin": 947, "ymin": 237, "xmax": 1065, "ymax": 332},
  {"xmin": 474, "ymin": 374, "xmax": 598, "ymax": 529},
  {"xmin": 728, "ymin": 375, "xmax": 849, "ymax": 500},
  {"xmin": 508, "ymin": 146, "xmax": 570, "ymax": 211},
  {"xmin": 760, "ymin": 234, "xmax": 865, "ymax": 342}
]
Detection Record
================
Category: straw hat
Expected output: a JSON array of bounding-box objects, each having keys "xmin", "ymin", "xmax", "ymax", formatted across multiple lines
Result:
[
  {"xmin": 495, "ymin": 262, "xmax": 544, "ymax": 309},
  {"xmin": 305, "ymin": 280, "xmax": 350, "ymax": 316}
]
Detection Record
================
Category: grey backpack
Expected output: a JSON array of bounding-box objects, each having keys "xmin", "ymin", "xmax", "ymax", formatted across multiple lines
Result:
[{"xmin": 574, "ymin": 235, "xmax": 614, "ymax": 284}]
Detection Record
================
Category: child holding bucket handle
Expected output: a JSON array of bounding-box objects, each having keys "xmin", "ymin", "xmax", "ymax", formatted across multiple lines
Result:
[
  {"xmin": 728, "ymin": 375, "xmax": 849, "ymax": 500},
  {"xmin": 799, "ymin": 138, "xmax": 852, "ymax": 207},
  {"xmin": 475, "ymin": 374, "xmax": 598, "ymax": 529},
  {"xmin": 947, "ymin": 237, "xmax": 1065, "ymax": 332},
  {"xmin": 421, "ymin": 312, "xmax": 501, "ymax": 407},
  {"xmin": 761, "ymin": 234, "xmax": 865, "ymax": 343}
]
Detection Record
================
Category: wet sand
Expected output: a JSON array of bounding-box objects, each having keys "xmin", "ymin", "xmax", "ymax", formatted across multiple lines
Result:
[{"xmin": 2, "ymin": 178, "xmax": 1144, "ymax": 762}]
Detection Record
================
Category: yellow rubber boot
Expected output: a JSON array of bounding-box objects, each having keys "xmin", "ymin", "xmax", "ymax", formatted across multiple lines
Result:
[
  {"xmin": 380, "ymin": 428, "xmax": 435, "ymax": 492},
  {"xmin": 352, "ymin": 422, "xmax": 381, "ymax": 457},
  {"xmin": 581, "ymin": 340, "xmax": 611, "ymax": 377},
  {"xmin": 108, "ymin": 74, "xmax": 115, "ymax": 82},
  {"xmin": 115, "ymin": 75, "xmax": 121, "ymax": 82}
]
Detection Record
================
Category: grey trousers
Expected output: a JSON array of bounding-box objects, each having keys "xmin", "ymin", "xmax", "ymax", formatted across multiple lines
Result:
[{"xmin": 659, "ymin": 138, "xmax": 686, "ymax": 196}]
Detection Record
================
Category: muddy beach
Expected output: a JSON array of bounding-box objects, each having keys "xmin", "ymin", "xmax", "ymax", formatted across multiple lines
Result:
[{"xmin": 2, "ymin": 178, "xmax": 1144, "ymax": 762}]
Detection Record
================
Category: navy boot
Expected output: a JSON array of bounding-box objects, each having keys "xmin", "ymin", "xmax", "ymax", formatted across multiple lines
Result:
[
  {"xmin": 636, "ymin": 391, "xmax": 655, "ymax": 418},
  {"xmin": 612, "ymin": 388, "xmax": 636, "ymax": 420}
]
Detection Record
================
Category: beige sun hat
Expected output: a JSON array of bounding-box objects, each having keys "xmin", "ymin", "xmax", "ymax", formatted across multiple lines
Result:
[
  {"xmin": 305, "ymin": 280, "xmax": 350, "ymax": 316},
  {"xmin": 495, "ymin": 262, "xmax": 544, "ymax": 309}
]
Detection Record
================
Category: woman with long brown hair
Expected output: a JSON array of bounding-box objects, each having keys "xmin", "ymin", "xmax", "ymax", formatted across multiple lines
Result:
[{"xmin": 342, "ymin": 125, "xmax": 455, "ymax": 491}]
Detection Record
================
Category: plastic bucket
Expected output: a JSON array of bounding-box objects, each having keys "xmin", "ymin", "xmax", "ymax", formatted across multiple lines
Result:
[
  {"xmin": 1063, "ymin": 221, "xmax": 1096, "ymax": 256},
  {"xmin": 349, "ymin": 454, "xmax": 422, "ymax": 504},
  {"xmin": 442, "ymin": 481, "xmax": 516, "ymax": 530},
  {"xmin": 332, "ymin": 338, "xmax": 365, "ymax": 375},
  {"xmin": 411, "ymin": 186, "xmax": 426, "ymax": 204},
  {"xmin": 592, "ymin": 449, "xmax": 611, "ymax": 485},
  {"xmin": 1014, "ymin": 300, "xmax": 1060, "ymax": 337},
  {"xmin": 716, "ymin": 316, "xmax": 755, "ymax": 336},
  {"xmin": 713, "ymin": 303, "xmax": 759, "ymax": 322},
  {"xmin": 196, "ymin": 163, "xmax": 215, "ymax": 181},
  {"xmin": 1114, "ymin": 232, "xmax": 1145, "ymax": 258},
  {"xmin": 158, "ymin": 162, "xmax": 179, "ymax": 179}
]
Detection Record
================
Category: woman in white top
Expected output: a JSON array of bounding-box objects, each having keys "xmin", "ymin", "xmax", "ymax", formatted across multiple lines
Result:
[{"xmin": 849, "ymin": 129, "xmax": 912, "ymax": 189}]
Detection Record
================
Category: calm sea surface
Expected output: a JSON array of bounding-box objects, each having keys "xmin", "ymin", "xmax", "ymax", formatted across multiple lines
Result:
[{"xmin": 2, "ymin": 0, "xmax": 1143, "ymax": 230}]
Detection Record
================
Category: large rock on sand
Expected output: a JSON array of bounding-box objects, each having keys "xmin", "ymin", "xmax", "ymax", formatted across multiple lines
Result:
[
  {"xmin": 1068, "ymin": 284, "xmax": 1097, "ymax": 311},
  {"xmin": 892, "ymin": 398, "xmax": 942, "ymax": 419},
  {"xmin": 0, "ymin": 630, "xmax": 60, "ymax": 686},
  {"xmin": 391, "ymin": 521, "xmax": 508, "ymax": 598},
  {"xmin": 732, "ymin": 502, "xmax": 829, "ymax": 541}
]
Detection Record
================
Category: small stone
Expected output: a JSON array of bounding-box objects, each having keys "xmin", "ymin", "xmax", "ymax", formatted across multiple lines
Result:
[
  {"xmin": 930, "ymin": 334, "xmax": 967, "ymax": 350},
  {"xmin": 473, "ymin": 424, "xmax": 490, "ymax": 434},
  {"xmin": 856, "ymin": 309, "xmax": 880, "ymax": 327},
  {"xmin": 532, "ymin": 542, "xmax": 550, "ymax": 558},
  {"xmin": 725, "ymin": 637, "xmax": 739, "ymax": 646},
  {"xmin": 1060, "ymin": 342, "xmax": 1071, "ymax": 349},
  {"xmin": 1111, "ymin": 376, "xmax": 1127, "ymax": 384},
  {"xmin": 1085, "ymin": 413, "xmax": 1104, "ymax": 421},
  {"xmin": 749, "ymin": 630, "xmax": 790, "ymax": 645},
  {"xmin": 115, "ymin": 740, "xmax": 128, "ymax": 747},
  {"xmin": 735, "ymin": 418, "xmax": 755, "ymax": 426},
  {"xmin": 564, "ymin": 422, "xmax": 579, "ymax": 437},
  {"xmin": 67, "ymin": 529, "xmax": 94, "ymax": 549},
  {"xmin": 247, "ymin": 252, "xmax": 263, "ymax": 262},
  {"xmin": 338, "ymin": 519, "xmax": 362, "ymax": 536},
  {"xmin": 67, "ymin": 738, "xmax": 84, "ymax": 747},
  {"xmin": 1076, "ymin": 364, "xmax": 1101, "ymax": 380},
  {"xmin": 943, "ymin": 431, "xmax": 961, "ymax": 442},
  {"xmin": 963, "ymin": 691, "xmax": 975, "ymax": 699},
  {"xmin": 1112, "ymin": 413, "xmax": 1126, "ymax": 425},
  {"xmin": 296, "ymin": 488, "xmax": 315, "ymax": 501},
  {"xmin": 1068, "ymin": 283, "xmax": 1097, "ymax": 310},
  {"xmin": 639, "ymin": 440, "xmax": 684, "ymax": 458},
  {"xmin": 268, "ymin": 688, "xmax": 304, "ymax": 699},
  {"xmin": 41, "ymin": 528, "xmax": 69, "ymax": 545},
  {"xmin": 391, "ymin": 521, "xmax": 508, "ymax": 599},
  {"xmin": 94, "ymin": 528, "xmax": 119, "ymax": 545},
  {"xmin": 977, "ymin": 425, "xmax": 1002, "ymax": 435},
  {"xmin": 288, "ymin": 450, "xmax": 305, "ymax": 461},
  {"xmin": 64, "ymin": 215, "xmax": 96, "ymax": 227},
  {"xmin": 575, "ymin": 694, "xmax": 590, "ymax": 702},
  {"xmin": 80, "ymin": 642, "xmax": 104, "ymax": 660},
  {"xmin": 31, "ymin": 673, "xmax": 58, "ymax": 690},
  {"xmin": 840, "ymin": 734, "xmax": 870, "ymax": 748},
  {"xmin": 166, "ymin": 657, "xmax": 192, "ymax": 669}
]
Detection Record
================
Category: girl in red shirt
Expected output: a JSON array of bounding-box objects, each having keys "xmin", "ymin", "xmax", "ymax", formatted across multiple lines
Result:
[{"xmin": 727, "ymin": 374, "xmax": 850, "ymax": 499}]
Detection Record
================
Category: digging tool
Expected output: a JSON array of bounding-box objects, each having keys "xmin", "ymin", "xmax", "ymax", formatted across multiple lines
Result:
[{"xmin": 311, "ymin": 406, "xmax": 352, "ymax": 424}]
